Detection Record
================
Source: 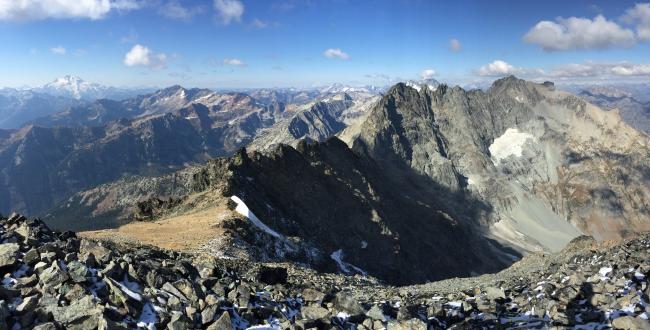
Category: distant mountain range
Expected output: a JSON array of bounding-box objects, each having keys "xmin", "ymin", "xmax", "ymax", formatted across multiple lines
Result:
[
  {"xmin": 0, "ymin": 76, "xmax": 154, "ymax": 129},
  {"xmin": 572, "ymin": 85, "xmax": 650, "ymax": 134},
  {"xmin": 0, "ymin": 83, "xmax": 379, "ymax": 216},
  {"xmin": 42, "ymin": 77, "xmax": 649, "ymax": 285},
  {"xmin": 0, "ymin": 88, "xmax": 81, "ymax": 129}
]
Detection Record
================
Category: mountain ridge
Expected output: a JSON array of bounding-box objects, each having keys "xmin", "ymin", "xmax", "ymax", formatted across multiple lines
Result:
[{"xmin": 41, "ymin": 77, "xmax": 650, "ymax": 285}]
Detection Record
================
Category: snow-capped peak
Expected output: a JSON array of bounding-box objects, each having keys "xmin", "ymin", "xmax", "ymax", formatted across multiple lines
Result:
[
  {"xmin": 404, "ymin": 78, "xmax": 440, "ymax": 92},
  {"xmin": 40, "ymin": 75, "xmax": 105, "ymax": 100}
]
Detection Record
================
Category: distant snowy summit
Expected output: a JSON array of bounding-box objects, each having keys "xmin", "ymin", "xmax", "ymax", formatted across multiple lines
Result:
[
  {"xmin": 404, "ymin": 78, "xmax": 440, "ymax": 92},
  {"xmin": 35, "ymin": 75, "xmax": 152, "ymax": 101}
]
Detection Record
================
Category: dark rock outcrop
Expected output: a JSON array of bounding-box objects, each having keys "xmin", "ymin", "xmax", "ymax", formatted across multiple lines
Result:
[{"xmin": 1, "ymin": 214, "xmax": 649, "ymax": 329}]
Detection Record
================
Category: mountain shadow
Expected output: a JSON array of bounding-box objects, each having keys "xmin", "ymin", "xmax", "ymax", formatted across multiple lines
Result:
[{"xmin": 192, "ymin": 137, "xmax": 520, "ymax": 285}]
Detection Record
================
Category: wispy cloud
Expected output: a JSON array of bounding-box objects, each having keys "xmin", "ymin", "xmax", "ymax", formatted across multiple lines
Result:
[
  {"xmin": 250, "ymin": 18, "xmax": 268, "ymax": 29},
  {"xmin": 449, "ymin": 38, "xmax": 462, "ymax": 52},
  {"xmin": 50, "ymin": 46, "xmax": 66, "ymax": 55},
  {"xmin": 123, "ymin": 44, "xmax": 167, "ymax": 70},
  {"xmin": 213, "ymin": 0, "xmax": 244, "ymax": 25},
  {"xmin": 323, "ymin": 48, "xmax": 350, "ymax": 60},
  {"xmin": 159, "ymin": 0, "xmax": 203, "ymax": 22},
  {"xmin": 0, "ymin": 0, "xmax": 143, "ymax": 21},
  {"xmin": 420, "ymin": 69, "xmax": 436, "ymax": 80},
  {"xmin": 622, "ymin": 3, "xmax": 650, "ymax": 41},
  {"xmin": 549, "ymin": 61, "xmax": 650, "ymax": 78},
  {"xmin": 223, "ymin": 58, "xmax": 246, "ymax": 67},
  {"xmin": 120, "ymin": 30, "xmax": 139, "ymax": 44}
]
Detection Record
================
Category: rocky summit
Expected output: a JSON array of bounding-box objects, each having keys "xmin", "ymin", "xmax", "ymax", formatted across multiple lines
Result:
[{"xmin": 1, "ymin": 213, "xmax": 649, "ymax": 329}]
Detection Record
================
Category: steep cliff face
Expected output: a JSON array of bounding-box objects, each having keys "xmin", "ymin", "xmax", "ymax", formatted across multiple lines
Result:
[
  {"xmin": 348, "ymin": 77, "xmax": 650, "ymax": 250},
  {"xmin": 213, "ymin": 139, "xmax": 511, "ymax": 285}
]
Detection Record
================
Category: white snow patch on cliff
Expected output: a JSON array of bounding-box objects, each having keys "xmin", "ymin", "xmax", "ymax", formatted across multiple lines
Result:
[
  {"xmin": 405, "ymin": 81, "xmax": 422, "ymax": 92},
  {"xmin": 331, "ymin": 249, "xmax": 367, "ymax": 276},
  {"xmin": 230, "ymin": 196, "xmax": 282, "ymax": 239},
  {"xmin": 489, "ymin": 128, "xmax": 535, "ymax": 164}
]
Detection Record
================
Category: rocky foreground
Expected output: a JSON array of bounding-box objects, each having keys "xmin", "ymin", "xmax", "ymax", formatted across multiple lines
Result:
[{"xmin": 0, "ymin": 214, "xmax": 649, "ymax": 329}]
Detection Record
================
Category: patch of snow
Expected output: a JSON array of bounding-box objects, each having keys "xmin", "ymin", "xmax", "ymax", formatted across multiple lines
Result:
[
  {"xmin": 230, "ymin": 196, "xmax": 282, "ymax": 239},
  {"xmin": 2, "ymin": 277, "xmax": 15, "ymax": 286},
  {"xmin": 598, "ymin": 267, "xmax": 613, "ymax": 278},
  {"xmin": 113, "ymin": 279, "xmax": 142, "ymax": 301},
  {"xmin": 330, "ymin": 249, "xmax": 368, "ymax": 276},
  {"xmin": 246, "ymin": 325, "xmax": 280, "ymax": 330},
  {"xmin": 515, "ymin": 95, "xmax": 524, "ymax": 103},
  {"xmin": 122, "ymin": 274, "xmax": 141, "ymax": 293},
  {"xmin": 336, "ymin": 311, "xmax": 350, "ymax": 320},
  {"xmin": 446, "ymin": 301, "xmax": 462, "ymax": 309},
  {"xmin": 405, "ymin": 81, "xmax": 422, "ymax": 92},
  {"xmin": 360, "ymin": 240, "xmax": 368, "ymax": 249},
  {"xmin": 489, "ymin": 128, "xmax": 535, "ymax": 165},
  {"xmin": 137, "ymin": 303, "xmax": 158, "ymax": 330}
]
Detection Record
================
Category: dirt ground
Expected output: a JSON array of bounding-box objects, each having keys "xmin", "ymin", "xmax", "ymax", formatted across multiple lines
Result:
[{"xmin": 79, "ymin": 205, "xmax": 231, "ymax": 251}]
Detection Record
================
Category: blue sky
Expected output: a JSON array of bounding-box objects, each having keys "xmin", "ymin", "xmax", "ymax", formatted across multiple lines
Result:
[{"xmin": 1, "ymin": 0, "xmax": 650, "ymax": 88}]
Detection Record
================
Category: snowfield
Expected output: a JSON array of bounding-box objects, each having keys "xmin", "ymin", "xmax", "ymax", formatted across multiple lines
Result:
[
  {"xmin": 230, "ymin": 196, "xmax": 282, "ymax": 239},
  {"xmin": 489, "ymin": 128, "xmax": 535, "ymax": 164}
]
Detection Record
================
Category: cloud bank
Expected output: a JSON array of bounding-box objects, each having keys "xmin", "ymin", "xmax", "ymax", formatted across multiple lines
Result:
[{"xmin": 0, "ymin": 0, "xmax": 142, "ymax": 21}]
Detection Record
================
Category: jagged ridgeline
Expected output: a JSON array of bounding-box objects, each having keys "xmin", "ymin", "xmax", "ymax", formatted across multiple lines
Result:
[{"xmin": 44, "ymin": 77, "xmax": 649, "ymax": 286}]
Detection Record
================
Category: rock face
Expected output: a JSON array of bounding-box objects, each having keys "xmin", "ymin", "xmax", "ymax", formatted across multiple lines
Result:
[
  {"xmin": 247, "ymin": 92, "xmax": 379, "ymax": 151},
  {"xmin": 216, "ymin": 139, "xmax": 513, "ymax": 284},
  {"xmin": 1, "ymin": 214, "xmax": 649, "ymax": 329},
  {"xmin": 349, "ymin": 77, "xmax": 650, "ymax": 249}
]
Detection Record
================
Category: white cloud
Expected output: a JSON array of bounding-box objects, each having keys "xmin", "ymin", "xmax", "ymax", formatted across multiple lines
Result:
[
  {"xmin": 323, "ymin": 48, "xmax": 349, "ymax": 60},
  {"xmin": 0, "ymin": 0, "xmax": 142, "ymax": 21},
  {"xmin": 477, "ymin": 60, "xmax": 525, "ymax": 76},
  {"xmin": 223, "ymin": 58, "xmax": 246, "ymax": 67},
  {"xmin": 610, "ymin": 64, "xmax": 650, "ymax": 76},
  {"xmin": 472, "ymin": 60, "xmax": 650, "ymax": 81},
  {"xmin": 159, "ymin": 0, "xmax": 202, "ymax": 21},
  {"xmin": 622, "ymin": 3, "xmax": 650, "ymax": 41},
  {"xmin": 550, "ymin": 61, "xmax": 650, "ymax": 78},
  {"xmin": 523, "ymin": 14, "xmax": 636, "ymax": 51},
  {"xmin": 449, "ymin": 38, "xmax": 462, "ymax": 52},
  {"xmin": 50, "ymin": 46, "xmax": 66, "ymax": 55},
  {"xmin": 123, "ymin": 44, "xmax": 167, "ymax": 69},
  {"xmin": 420, "ymin": 69, "xmax": 436, "ymax": 80},
  {"xmin": 213, "ymin": 0, "xmax": 243, "ymax": 25}
]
